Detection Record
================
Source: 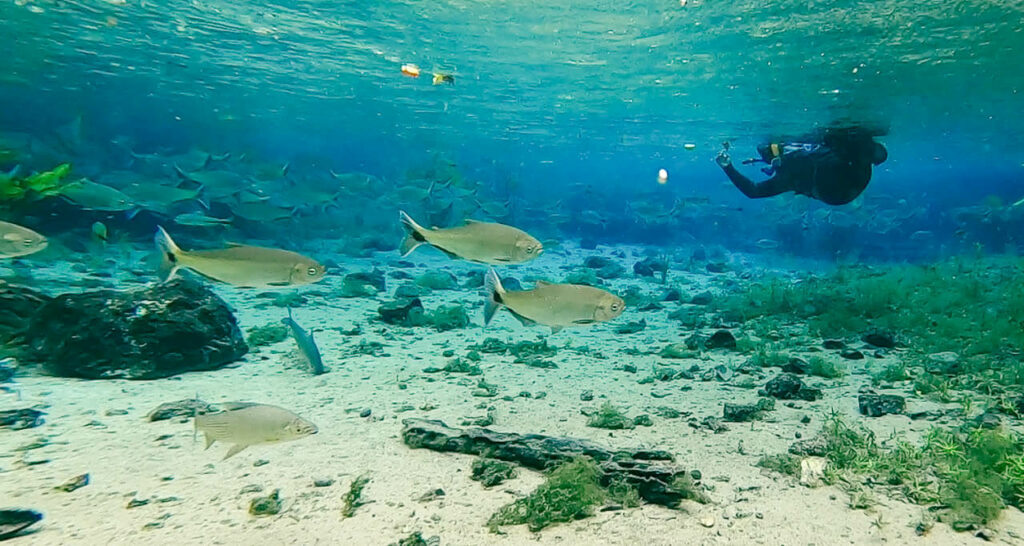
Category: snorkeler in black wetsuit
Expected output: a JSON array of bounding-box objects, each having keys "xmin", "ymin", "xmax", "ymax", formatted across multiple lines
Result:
[{"xmin": 715, "ymin": 126, "xmax": 888, "ymax": 206}]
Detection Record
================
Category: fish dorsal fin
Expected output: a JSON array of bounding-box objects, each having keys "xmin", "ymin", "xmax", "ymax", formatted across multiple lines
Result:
[
  {"xmin": 224, "ymin": 241, "xmax": 244, "ymax": 247},
  {"xmin": 463, "ymin": 219, "xmax": 484, "ymax": 225},
  {"xmin": 204, "ymin": 432, "xmax": 215, "ymax": 450},
  {"xmin": 535, "ymin": 280, "xmax": 553, "ymax": 287}
]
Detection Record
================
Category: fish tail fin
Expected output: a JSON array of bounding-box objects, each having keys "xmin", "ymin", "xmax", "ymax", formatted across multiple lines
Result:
[
  {"xmin": 154, "ymin": 226, "xmax": 182, "ymax": 282},
  {"xmin": 483, "ymin": 267, "xmax": 505, "ymax": 326},
  {"xmin": 399, "ymin": 210, "xmax": 427, "ymax": 257}
]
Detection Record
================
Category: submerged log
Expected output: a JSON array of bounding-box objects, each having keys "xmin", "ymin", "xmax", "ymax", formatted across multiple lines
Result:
[{"xmin": 401, "ymin": 418, "xmax": 699, "ymax": 508}]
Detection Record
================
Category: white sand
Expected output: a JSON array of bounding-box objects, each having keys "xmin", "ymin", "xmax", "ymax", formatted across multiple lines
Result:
[{"xmin": 2, "ymin": 245, "xmax": 1022, "ymax": 545}]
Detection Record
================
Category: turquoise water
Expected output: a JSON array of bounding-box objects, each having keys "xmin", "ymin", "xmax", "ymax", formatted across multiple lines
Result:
[{"xmin": 2, "ymin": 1, "xmax": 1024, "ymax": 544}]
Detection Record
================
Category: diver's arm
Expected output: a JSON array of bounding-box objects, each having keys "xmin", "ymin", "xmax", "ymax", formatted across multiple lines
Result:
[{"xmin": 721, "ymin": 163, "xmax": 791, "ymax": 199}]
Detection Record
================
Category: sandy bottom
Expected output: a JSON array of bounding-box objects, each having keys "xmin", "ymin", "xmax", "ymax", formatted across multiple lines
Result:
[{"xmin": 2, "ymin": 245, "xmax": 1022, "ymax": 545}]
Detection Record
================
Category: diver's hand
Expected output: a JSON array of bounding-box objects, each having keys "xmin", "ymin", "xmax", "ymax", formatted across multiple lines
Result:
[{"xmin": 715, "ymin": 151, "xmax": 731, "ymax": 168}]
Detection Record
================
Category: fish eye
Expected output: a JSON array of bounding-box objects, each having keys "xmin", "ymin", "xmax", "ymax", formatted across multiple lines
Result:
[
  {"xmin": 22, "ymin": 240, "xmax": 34, "ymax": 247},
  {"xmin": 526, "ymin": 246, "xmax": 535, "ymax": 254},
  {"xmin": 307, "ymin": 267, "xmax": 319, "ymax": 276}
]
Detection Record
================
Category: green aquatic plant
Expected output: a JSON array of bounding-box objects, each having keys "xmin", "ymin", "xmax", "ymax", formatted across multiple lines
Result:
[
  {"xmin": 245, "ymin": 323, "xmax": 289, "ymax": 348},
  {"xmin": 509, "ymin": 339, "xmax": 557, "ymax": 359},
  {"xmin": 796, "ymin": 413, "xmax": 1024, "ymax": 529},
  {"xmin": 871, "ymin": 360, "xmax": 911, "ymax": 385},
  {"xmin": 605, "ymin": 475, "xmax": 641, "ymax": 508},
  {"xmin": 756, "ymin": 454, "xmax": 802, "ymax": 477},
  {"xmin": 668, "ymin": 473, "xmax": 710, "ymax": 504},
  {"xmin": 713, "ymin": 259, "xmax": 1024, "ymax": 359},
  {"xmin": 488, "ymin": 457, "xmax": 606, "ymax": 532},
  {"xmin": 746, "ymin": 343, "xmax": 790, "ymax": 368},
  {"xmin": 807, "ymin": 356, "xmax": 845, "ymax": 379},
  {"xmin": 342, "ymin": 474, "xmax": 371, "ymax": 518},
  {"xmin": 586, "ymin": 402, "xmax": 635, "ymax": 430}
]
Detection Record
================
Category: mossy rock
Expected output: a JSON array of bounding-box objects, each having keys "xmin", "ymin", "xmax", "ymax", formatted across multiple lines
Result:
[{"xmin": 471, "ymin": 458, "xmax": 518, "ymax": 487}]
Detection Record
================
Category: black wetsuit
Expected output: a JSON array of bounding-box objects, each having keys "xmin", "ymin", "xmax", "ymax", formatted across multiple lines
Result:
[{"xmin": 722, "ymin": 132, "xmax": 886, "ymax": 206}]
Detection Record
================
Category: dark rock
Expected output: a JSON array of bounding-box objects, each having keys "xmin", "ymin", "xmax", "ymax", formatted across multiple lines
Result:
[
  {"xmin": 0, "ymin": 281, "xmax": 52, "ymax": 344},
  {"xmin": 762, "ymin": 373, "xmax": 822, "ymax": 401},
  {"xmin": 705, "ymin": 262, "xmax": 728, "ymax": 274},
  {"xmin": 822, "ymin": 339, "xmax": 845, "ymax": 350},
  {"xmin": 973, "ymin": 412, "xmax": 1002, "ymax": 430},
  {"xmin": 597, "ymin": 263, "xmax": 626, "ymax": 279},
  {"xmin": 633, "ymin": 257, "xmax": 668, "ymax": 280},
  {"xmin": 313, "ymin": 478, "xmax": 334, "ymax": 487},
  {"xmin": 781, "ymin": 357, "xmax": 809, "ymax": 375},
  {"xmin": 146, "ymin": 398, "xmax": 217, "ymax": 422},
  {"xmin": 0, "ymin": 408, "xmax": 44, "ymax": 430},
  {"xmin": 22, "ymin": 279, "xmax": 247, "ymax": 380},
  {"xmin": 580, "ymin": 238, "xmax": 597, "ymax": 250},
  {"xmin": 633, "ymin": 414, "xmax": 653, "ymax": 427},
  {"xmin": 0, "ymin": 509, "xmax": 43, "ymax": 541},
  {"xmin": 580, "ymin": 390, "xmax": 594, "ymax": 401},
  {"xmin": 705, "ymin": 330, "xmax": 737, "ymax": 350},
  {"xmin": 637, "ymin": 302, "xmax": 664, "ymax": 311},
  {"xmin": 788, "ymin": 435, "xmax": 829, "ymax": 457},
  {"xmin": 839, "ymin": 349, "xmax": 864, "ymax": 360},
  {"xmin": 501, "ymin": 277, "xmax": 522, "ymax": 291},
  {"xmin": 417, "ymin": 488, "xmax": 446, "ymax": 502},
  {"xmin": 862, "ymin": 330, "xmax": 896, "ymax": 349},
  {"xmin": 394, "ymin": 284, "xmax": 429, "ymax": 299},
  {"xmin": 614, "ymin": 319, "xmax": 646, "ymax": 334},
  {"xmin": 662, "ymin": 288, "xmax": 682, "ymax": 302},
  {"xmin": 691, "ymin": 416, "xmax": 728, "ymax": 433},
  {"xmin": 584, "ymin": 256, "xmax": 613, "ymax": 269},
  {"xmin": 360, "ymin": 408, "xmax": 372, "ymax": 418},
  {"xmin": 691, "ymin": 247, "xmax": 707, "ymax": 262},
  {"xmin": 722, "ymin": 398, "xmax": 775, "ymax": 422},
  {"xmin": 401, "ymin": 418, "xmax": 694, "ymax": 508},
  {"xmin": 858, "ymin": 393, "xmax": 906, "ymax": 417},
  {"xmin": 633, "ymin": 260, "xmax": 654, "ymax": 277},
  {"xmin": 689, "ymin": 291, "xmax": 713, "ymax": 305},
  {"xmin": 924, "ymin": 352, "xmax": 961, "ymax": 375},
  {"xmin": 378, "ymin": 298, "xmax": 424, "ymax": 326},
  {"xmin": 621, "ymin": 364, "xmax": 637, "ymax": 373}
]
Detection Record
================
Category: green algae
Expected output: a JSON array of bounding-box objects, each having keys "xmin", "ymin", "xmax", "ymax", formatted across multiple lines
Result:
[
  {"xmin": 756, "ymin": 454, "xmax": 801, "ymax": 477},
  {"xmin": 342, "ymin": 474, "xmax": 371, "ymax": 518},
  {"xmin": 488, "ymin": 457, "xmax": 606, "ymax": 532},
  {"xmin": 714, "ymin": 259, "xmax": 1024, "ymax": 357},
  {"xmin": 807, "ymin": 356, "xmax": 845, "ymax": 379},
  {"xmin": 758, "ymin": 413, "xmax": 1024, "ymax": 530},
  {"xmin": 586, "ymin": 402, "xmax": 635, "ymax": 430}
]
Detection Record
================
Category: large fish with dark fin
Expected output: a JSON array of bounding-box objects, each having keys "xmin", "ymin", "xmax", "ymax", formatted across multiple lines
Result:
[
  {"xmin": 194, "ymin": 402, "xmax": 317, "ymax": 460},
  {"xmin": 399, "ymin": 211, "xmax": 542, "ymax": 265},
  {"xmin": 154, "ymin": 226, "xmax": 325, "ymax": 288},
  {"xmin": 483, "ymin": 268, "xmax": 625, "ymax": 333}
]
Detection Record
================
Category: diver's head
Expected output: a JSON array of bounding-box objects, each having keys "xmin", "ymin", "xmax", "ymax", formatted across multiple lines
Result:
[{"xmin": 871, "ymin": 142, "xmax": 888, "ymax": 165}]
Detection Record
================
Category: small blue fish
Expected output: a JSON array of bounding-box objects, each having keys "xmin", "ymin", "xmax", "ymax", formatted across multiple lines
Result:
[{"xmin": 281, "ymin": 309, "xmax": 326, "ymax": 375}]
